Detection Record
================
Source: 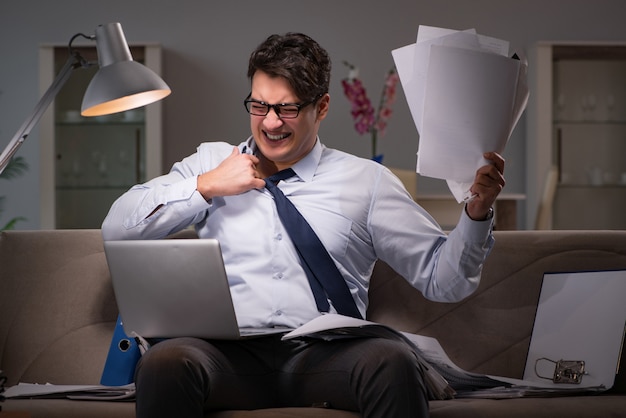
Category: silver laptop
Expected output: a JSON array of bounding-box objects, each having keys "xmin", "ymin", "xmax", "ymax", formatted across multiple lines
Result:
[
  {"xmin": 103, "ymin": 239, "xmax": 292, "ymax": 339},
  {"xmin": 523, "ymin": 270, "xmax": 626, "ymax": 390}
]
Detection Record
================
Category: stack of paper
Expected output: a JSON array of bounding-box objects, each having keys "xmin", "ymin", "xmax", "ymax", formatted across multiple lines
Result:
[
  {"xmin": 282, "ymin": 314, "xmax": 501, "ymax": 400},
  {"xmin": 392, "ymin": 26, "xmax": 529, "ymax": 202},
  {"xmin": 282, "ymin": 313, "xmax": 611, "ymax": 400},
  {"xmin": 1, "ymin": 382, "xmax": 135, "ymax": 400}
]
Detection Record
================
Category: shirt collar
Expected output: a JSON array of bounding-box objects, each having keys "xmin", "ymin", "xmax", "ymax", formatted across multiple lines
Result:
[
  {"xmin": 290, "ymin": 137, "xmax": 321, "ymax": 182},
  {"xmin": 244, "ymin": 136, "xmax": 321, "ymax": 183}
]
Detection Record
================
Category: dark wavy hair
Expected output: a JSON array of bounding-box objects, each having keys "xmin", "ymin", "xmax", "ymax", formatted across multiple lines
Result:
[{"xmin": 247, "ymin": 33, "xmax": 331, "ymax": 103}]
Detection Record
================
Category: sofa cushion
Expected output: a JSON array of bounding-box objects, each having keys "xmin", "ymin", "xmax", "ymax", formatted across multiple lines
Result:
[
  {"xmin": 3, "ymin": 395, "xmax": 626, "ymax": 418},
  {"xmin": 0, "ymin": 229, "xmax": 118, "ymax": 386}
]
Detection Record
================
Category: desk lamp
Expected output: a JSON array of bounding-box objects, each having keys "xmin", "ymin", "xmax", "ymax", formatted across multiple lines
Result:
[{"xmin": 0, "ymin": 22, "xmax": 171, "ymax": 174}]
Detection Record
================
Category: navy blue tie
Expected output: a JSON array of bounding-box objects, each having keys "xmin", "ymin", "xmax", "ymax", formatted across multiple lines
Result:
[{"xmin": 265, "ymin": 169, "xmax": 362, "ymax": 319}]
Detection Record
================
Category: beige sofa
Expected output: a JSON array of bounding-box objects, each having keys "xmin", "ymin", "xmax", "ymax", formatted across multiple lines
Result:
[{"xmin": 1, "ymin": 229, "xmax": 625, "ymax": 417}]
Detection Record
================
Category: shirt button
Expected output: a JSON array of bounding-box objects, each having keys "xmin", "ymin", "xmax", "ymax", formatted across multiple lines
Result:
[
  {"xmin": 276, "ymin": 233, "xmax": 283, "ymax": 240},
  {"xmin": 275, "ymin": 310, "xmax": 283, "ymax": 316},
  {"xmin": 274, "ymin": 272, "xmax": 284, "ymax": 280}
]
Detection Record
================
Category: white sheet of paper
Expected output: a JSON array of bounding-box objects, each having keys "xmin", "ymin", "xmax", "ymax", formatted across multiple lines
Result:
[
  {"xmin": 446, "ymin": 179, "xmax": 475, "ymax": 202},
  {"xmin": 2, "ymin": 382, "xmax": 135, "ymax": 398},
  {"xmin": 392, "ymin": 27, "xmax": 479, "ymax": 134},
  {"xmin": 392, "ymin": 44, "xmax": 422, "ymax": 134},
  {"xmin": 417, "ymin": 45, "xmax": 521, "ymax": 184},
  {"xmin": 392, "ymin": 26, "xmax": 529, "ymax": 202}
]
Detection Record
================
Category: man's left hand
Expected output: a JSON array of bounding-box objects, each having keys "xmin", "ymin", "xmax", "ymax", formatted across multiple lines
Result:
[{"xmin": 466, "ymin": 152, "xmax": 506, "ymax": 221}]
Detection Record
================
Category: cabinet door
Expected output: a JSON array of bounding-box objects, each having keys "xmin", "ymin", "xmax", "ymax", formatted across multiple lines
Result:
[
  {"xmin": 55, "ymin": 119, "xmax": 146, "ymax": 228},
  {"xmin": 552, "ymin": 48, "xmax": 626, "ymax": 230}
]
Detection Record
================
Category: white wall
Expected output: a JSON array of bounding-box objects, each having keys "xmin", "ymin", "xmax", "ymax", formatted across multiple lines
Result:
[{"xmin": 1, "ymin": 0, "xmax": 625, "ymax": 230}]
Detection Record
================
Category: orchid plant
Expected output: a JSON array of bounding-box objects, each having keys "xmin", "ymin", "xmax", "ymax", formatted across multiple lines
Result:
[{"xmin": 341, "ymin": 61, "xmax": 400, "ymax": 162}]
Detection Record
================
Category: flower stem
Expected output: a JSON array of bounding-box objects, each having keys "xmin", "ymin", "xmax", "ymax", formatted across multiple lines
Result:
[{"xmin": 371, "ymin": 129, "xmax": 377, "ymax": 159}]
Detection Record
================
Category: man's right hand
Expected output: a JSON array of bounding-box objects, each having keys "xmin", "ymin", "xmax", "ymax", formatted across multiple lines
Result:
[{"xmin": 196, "ymin": 147, "xmax": 267, "ymax": 201}]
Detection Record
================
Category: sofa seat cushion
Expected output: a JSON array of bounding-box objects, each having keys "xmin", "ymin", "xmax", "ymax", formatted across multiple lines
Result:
[
  {"xmin": 4, "ymin": 395, "xmax": 625, "ymax": 418},
  {"xmin": 0, "ymin": 400, "xmax": 358, "ymax": 418},
  {"xmin": 1, "ymin": 399, "xmax": 136, "ymax": 418},
  {"xmin": 428, "ymin": 394, "xmax": 626, "ymax": 417}
]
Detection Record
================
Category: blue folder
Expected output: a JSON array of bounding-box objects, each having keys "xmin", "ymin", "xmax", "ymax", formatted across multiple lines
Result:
[{"xmin": 100, "ymin": 315, "xmax": 141, "ymax": 386}]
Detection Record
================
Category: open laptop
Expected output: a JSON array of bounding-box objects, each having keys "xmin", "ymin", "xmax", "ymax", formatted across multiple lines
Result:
[
  {"xmin": 522, "ymin": 269, "xmax": 626, "ymax": 390},
  {"xmin": 103, "ymin": 239, "xmax": 292, "ymax": 340}
]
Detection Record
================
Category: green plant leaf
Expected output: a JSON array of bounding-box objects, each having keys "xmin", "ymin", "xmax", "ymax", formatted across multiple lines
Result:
[
  {"xmin": 1, "ymin": 216, "xmax": 27, "ymax": 232},
  {"xmin": 0, "ymin": 156, "xmax": 29, "ymax": 180}
]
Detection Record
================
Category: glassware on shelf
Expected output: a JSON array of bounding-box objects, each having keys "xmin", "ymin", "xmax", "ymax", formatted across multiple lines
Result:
[{"xmin": 580, "ymin": 94, "xmax": 597, "ymax": 121}]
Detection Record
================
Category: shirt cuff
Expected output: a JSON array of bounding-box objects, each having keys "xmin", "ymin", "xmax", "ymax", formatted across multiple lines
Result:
[{"xmin": 458, "ymin": 205, "xmax": 494, "ymax": 243}]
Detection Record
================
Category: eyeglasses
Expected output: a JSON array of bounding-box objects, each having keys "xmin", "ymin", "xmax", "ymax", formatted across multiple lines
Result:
[{"xmin": 243, "ymin": 93, "xmax": 323, "ymax": 119}]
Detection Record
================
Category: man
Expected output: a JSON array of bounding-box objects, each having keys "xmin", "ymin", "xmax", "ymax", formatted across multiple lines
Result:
[{"xmin": 102, "ymin": 32, "xmax": 505, "ymax": 418}]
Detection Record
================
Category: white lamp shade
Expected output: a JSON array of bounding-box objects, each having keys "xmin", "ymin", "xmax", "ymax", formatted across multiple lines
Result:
[
  {"xmin": 80, "ymin": 23, "xmax": 171, "ymax": 117},
  {"xmin": 81, "ymin": 60, "xmax": 171, "ymax": 116}
]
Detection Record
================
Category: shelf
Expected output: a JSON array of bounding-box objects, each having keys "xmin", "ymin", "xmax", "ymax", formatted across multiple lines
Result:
[
  {"xmin": 558, "ymin": 183, "xmax": 626, "ymax": 189},
  {"xmin": 553, "ymin": 119, "xmax": 626, "ymax": 125},
  {"xmin": 414, "ymin": 194, "xmax": 525, "ymax": 230}
]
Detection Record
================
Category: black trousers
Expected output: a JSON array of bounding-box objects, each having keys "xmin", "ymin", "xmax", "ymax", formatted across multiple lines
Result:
[{"xmin": 134, "ymin": 334, "xmax": 429, "ymax": 418}]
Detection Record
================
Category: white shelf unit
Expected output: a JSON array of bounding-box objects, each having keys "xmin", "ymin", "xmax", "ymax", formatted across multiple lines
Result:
[{"xmin": 526, "ymin": 41, "xmax": 626, "ymax": 230}]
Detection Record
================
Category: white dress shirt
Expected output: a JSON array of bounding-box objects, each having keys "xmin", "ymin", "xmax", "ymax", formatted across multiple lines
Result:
[{"xmin": 102, "ymin": 136, "xmax": 494, "ymax": 329}]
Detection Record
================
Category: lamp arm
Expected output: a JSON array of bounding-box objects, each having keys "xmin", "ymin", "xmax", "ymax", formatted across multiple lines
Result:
[{"xmin": 0, "ymin": 53, "xmax": 84, "ymax": 175}]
